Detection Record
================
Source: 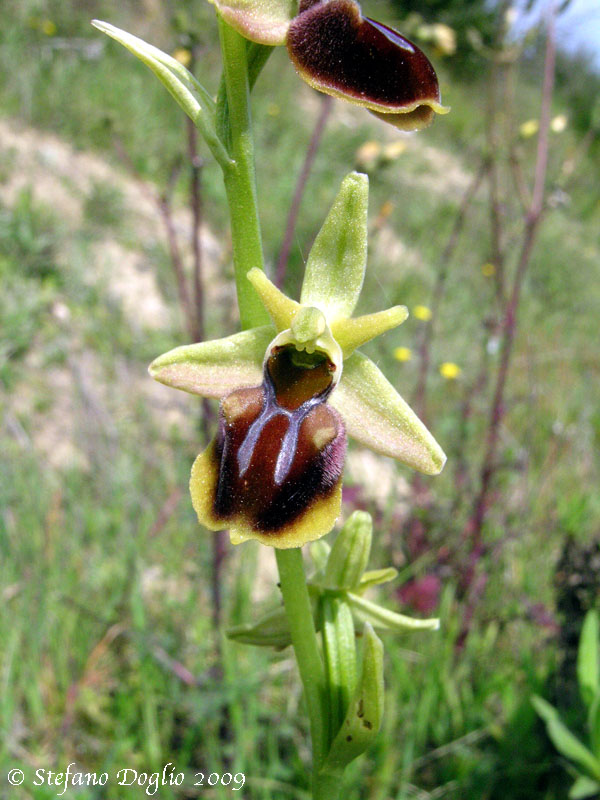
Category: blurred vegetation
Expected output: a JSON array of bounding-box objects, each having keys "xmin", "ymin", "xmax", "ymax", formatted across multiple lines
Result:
[{"xmin": 1, "ymin": 0, "xmax": 600, "ymax": 798}]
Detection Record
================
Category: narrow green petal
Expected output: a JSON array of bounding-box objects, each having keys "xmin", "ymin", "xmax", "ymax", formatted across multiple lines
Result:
[
  {"xmin": 300, "ymin": 172, "xmax": 368, "ymax": 321},
  {"xmin": 331, "ymin": 305, "xmax": 408, "ymax": 358},
  {"xmin": 208, "ymin": 0, "xmax": 297, "ymax": 45},
  {"xmin": 330, "ymin": 351, "xmax": 446, "ymax": 475},
  {"xmin": 247, "ymin": 267, "xmax": 300, "ymax": 331},
  {"xmin": 149, "ymin": 325, "xmax": 274, "ymax": 397}
]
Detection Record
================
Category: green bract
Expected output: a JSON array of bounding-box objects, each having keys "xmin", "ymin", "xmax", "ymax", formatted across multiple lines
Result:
[{"xmin": 150, "ymin": 172, "xmax": 446, "ymax": 548}]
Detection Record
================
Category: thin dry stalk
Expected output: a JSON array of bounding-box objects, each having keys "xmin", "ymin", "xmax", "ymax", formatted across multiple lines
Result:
[
  {"xmin": 275, "ymin": 94, "xmax": 333, "ymax": 288},
  {"xmin": 461, "ymin": 4, "xmax": 557, "ymax": 620}
]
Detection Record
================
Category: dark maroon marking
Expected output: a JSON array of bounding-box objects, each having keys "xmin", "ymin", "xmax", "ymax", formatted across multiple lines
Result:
[
  {"xmin": 211, "ymin": 346, "xmax": 346, "ymax": 534},
  {"xmin": 287, "ymin": 0, "xmax": 441, "ymax": 109}
]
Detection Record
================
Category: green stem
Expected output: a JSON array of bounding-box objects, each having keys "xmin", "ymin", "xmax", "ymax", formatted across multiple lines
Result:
[
  {"xmin": 217, "ymin": 17, "xmax": 270, "ymax": 331},
  {"xmin": 276, "ymin": 549, "xmax": 338, "ymax": 793},
  {"xmin": 217, "ymin": 18, "xmax": 341, "ymax": 798}
]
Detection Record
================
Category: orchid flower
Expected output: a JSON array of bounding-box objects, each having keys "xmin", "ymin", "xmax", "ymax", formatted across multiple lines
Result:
[
  {"xmin": 150, "ymin": 173, "xmax": 445, "ymax": 548},
  {"xmin": 209, "ymin": 0, "xmax": 449, "ymax": 130}
]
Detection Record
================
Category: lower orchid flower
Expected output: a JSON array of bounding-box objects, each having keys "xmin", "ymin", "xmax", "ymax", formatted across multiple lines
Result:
[{"xmin": 150, "ymin": 172, "xmax": 446, "ymax": 548}]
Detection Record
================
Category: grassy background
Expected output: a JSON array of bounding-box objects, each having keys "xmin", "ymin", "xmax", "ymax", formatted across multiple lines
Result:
[{"xmin": 1, "ymin": 0, "xmax": 599, "ymax": 797}]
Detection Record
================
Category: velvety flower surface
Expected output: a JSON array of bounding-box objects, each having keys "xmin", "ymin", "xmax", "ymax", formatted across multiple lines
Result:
[
  {"xmin": 210, "ymin": 0, "xmax": 448, "ymax": 130},
  {"xmin": 150, "ymin": 173, "xmax": 446, "ymax": 548}
]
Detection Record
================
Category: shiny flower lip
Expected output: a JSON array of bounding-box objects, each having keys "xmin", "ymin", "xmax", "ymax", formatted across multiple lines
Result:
[
  {"xmin": 150, "ymin": 173, "xmax": 446, "ymax": 548},
  {"xmin": 209, "ymin": 0, "xmax": 448, "ymax": 130}
]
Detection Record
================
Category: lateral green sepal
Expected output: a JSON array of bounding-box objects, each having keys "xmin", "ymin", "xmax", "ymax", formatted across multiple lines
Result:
[
  {"xmin": 330, "ymin": 350, "xmax": 447, "ymax": 475},
  {"xmin": 323, "ymin": 622, "xmax": 384, "ymax": 770},
  {"xmin": 149, "ymin": 325, "xmax": 274, "ymax": 398}
]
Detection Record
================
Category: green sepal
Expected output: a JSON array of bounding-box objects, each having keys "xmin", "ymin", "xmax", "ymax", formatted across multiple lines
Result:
[
  {"xmin": 532, "ymin": 696, "xmax": 600, "ymax": 781},
  {"xmin": 570, "ymin": 776, "xmax": 600, "ymax": 799},
  {"xmin": 322, "ymin": 597, "xmax": 357, "ymax": 736},
  {"xmin": 301, "ymin": 172, "xmax": 368, "ymax": 321},
  {"xmin": 324, "ymin": 511, "xmax": 372, "ymax": 590},
  {"xmin": 323, "ymin": 622, "xmax": 384, "ymax": 771},
  {"xmin": 358, "ymin": 568, "xmax": 399, "ymax": 592},
  {"xmin": 578, "ymin": 611, "xmax": 600, "ymax": 708},
  {"xmin": 347, "ymin": 592, "xmax": 440, "ymax": 633},
  {"xmin": 149, "ymin": 325, "xmax": 274, "ymax": 398},
  {"xmin": 330, "ymin": 350, "xmax": 446, "ymax": 475},
  {"xmin": 227, "ymin": 604, "xmax": 293, "ymax": 648},
  {"xmin": 92, "ymin": 20, "xmax": 231, "ymax": 168},
  {"xmin": 209, "ymin": 0, "xmax": 297, "ymax": 46}
]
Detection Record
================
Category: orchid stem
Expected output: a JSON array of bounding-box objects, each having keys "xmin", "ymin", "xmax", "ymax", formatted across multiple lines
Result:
[
  {"xmin": 217, "ymin": 16, "xmax": 269, "ymax": 331},
  {"xmin": 217, "ymin": 18, "xmax": 336, "ymax": 798},
  {"xmin": 275, "ymin": 549, "xmax": 333, "ymax": 792}
]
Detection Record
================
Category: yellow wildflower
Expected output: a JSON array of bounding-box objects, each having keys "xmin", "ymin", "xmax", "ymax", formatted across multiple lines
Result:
[
  {"xmin": 41, "ymin": 19, "xmax": 57, "ymax": 36},
  {"xmin": 356, "ymin": 141, "xmax": 381, "ymax": 168},
  {"xmin": 413, "ymin": 305, "xmax": 432, "ymax": 322},
  {"xmin": 439, "ymin": 362, "xmax": 461, "ymax": 380},
  {"xmin": 519, "ymin": 119, "xmax": 539, "ymax": 138},
  {"xmin": 393, "ymin": 347, "xmax": 412, "ymax": 362},
  {"xmin": 172, "ymin": 48, "xmax": 192, "ymax": 67},
  {"xmin": 382, "ymin": 141, "xmax": 407, "ymax": 161},
  {"xmin": 481, "ymin": 262, "xmax": 496, "ymax": 277}
]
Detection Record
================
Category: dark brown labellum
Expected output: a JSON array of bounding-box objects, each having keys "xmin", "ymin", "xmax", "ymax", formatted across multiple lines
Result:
[
  {"xmin": 209, "ymin": 347, "xmax": 346, "ymax": 536},
  {"xmin": 287, "ymin": 0, "xmax": 442, "ymax": 125}
]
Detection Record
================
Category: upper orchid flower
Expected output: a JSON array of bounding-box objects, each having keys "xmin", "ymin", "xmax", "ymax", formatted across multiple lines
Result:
[
  {"xmin": 150, "ymin": 173, "xmax": 446, "ymax": 549},
  {"xmin": 208, "ymin": 0, "xmax": 449, "ymax": 131}
]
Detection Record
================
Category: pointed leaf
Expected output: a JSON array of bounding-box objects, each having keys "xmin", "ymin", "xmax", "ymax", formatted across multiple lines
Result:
[
  {"xmin": 149, "ymin": 325, "xmax": 274, "ymax": 398},
  {"xmin": 347, "ymin": 592, "xmax": 439, "ymax": 633},
  {"xmin": 301, "ymin": 172, "xmax": 368, "ymax": 321},
  {"xmin": 579, "ymin": 611, "xmax": 600, "ymax": 708},
  {"xmin": 209, "ymin": 0, "xmax": 296, "ymax": 45},
  {"xmin": 227, "ymin": 605, "xmax": 293, "ymax": 648},
  {"xmin": 570, "ymin": 777, "xmax": 600, "ymax": 799},
  {"xmin": 323, "ymin": 622, "xmax": 384, "ymax": 770},
  {"xmin": 532, "ymin": 696, "xmax": 600, "ymax": 780},
  {"xmin": 589, "ymin": 695, "xmax": 600, "ymax": 759},
  {"xmin": 324, "ymin": 511, "xmax": 372, "ymax": 590},
  {"xmin": 92, "ymin": 21, "xmax": 230, "ymax": 168},
  {"xmin": 331, "ymin": 351, "xmax": 446, "ymax": 475}
]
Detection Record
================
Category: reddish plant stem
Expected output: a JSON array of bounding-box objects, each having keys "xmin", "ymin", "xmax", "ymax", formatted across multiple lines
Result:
[
  {"xmin": 275, "ymin": 94, "xmax": 333, "ymax": 288},
  {"xmin": 186, "ymin": 114, "xmax": 223, "ymax": 632},
  {"xmin": 462, "ymin": 4, "xmax": 556, "ymax": 605},
  {"xmin": 485, "ymin": 61, "xmax": 508, "ymax": 308},
  {"xmin": 413, "ymin": 160, "xmax": 486, "ymax": 425}
]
